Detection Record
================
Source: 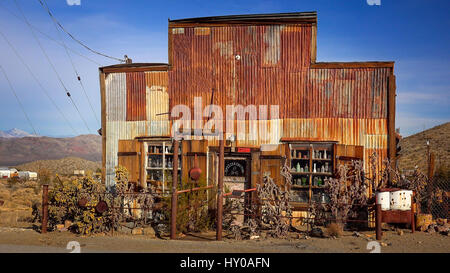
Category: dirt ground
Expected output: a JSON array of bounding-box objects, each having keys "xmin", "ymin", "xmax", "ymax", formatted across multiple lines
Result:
[
  {"xmin": 0, "ymin": 226, "xmax": 448, "ymax": 253},
  {"xmin": 1, "ymin": 179, "xmax": 449, "ymax": 253}
]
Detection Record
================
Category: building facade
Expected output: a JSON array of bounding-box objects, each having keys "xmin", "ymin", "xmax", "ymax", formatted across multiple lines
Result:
[{"xmin": 99, "ymin": 12, "xmax": 396, "ymax": 208}]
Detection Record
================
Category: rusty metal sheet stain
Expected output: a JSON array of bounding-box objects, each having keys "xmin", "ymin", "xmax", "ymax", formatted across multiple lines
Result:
[{"xmin": 126, "ymin": 72, "xmax": 147, "ymax": 121}]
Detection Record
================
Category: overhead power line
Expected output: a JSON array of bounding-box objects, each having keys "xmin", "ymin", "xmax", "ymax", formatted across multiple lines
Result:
[
  {"xmin": 14, "ymin": 0, "xmax": 92, "ymax": 134},
  {"xmin": 37, "ymin": 0, "xmax": 126, "ymax": 63},
  {"xmin": 0, "ymin": 64, "xmax": 38, "ymax": 136},
  {"xmin": 40, "ymin": 0, "xmax": 101, "ymax": 127},
  {"xmin": 0, "ymin": 1, "xmax": 104, "ymax": 67},
  {"xmin": 0, "ymin": 30, "xmax": 78, "ymax": 136}
]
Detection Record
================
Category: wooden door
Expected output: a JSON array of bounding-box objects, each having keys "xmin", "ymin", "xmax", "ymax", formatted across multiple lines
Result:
[{"xmin": 118, "ymin": 140, "xmax": 143, "ymax": 188}]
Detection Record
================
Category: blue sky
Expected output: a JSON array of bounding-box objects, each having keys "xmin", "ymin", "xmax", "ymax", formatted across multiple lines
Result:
[{"xmin": 0, "ymin": 0, "xmax": 449, "ymax": 137}]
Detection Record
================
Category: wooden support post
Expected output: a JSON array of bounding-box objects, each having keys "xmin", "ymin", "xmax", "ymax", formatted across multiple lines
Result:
[
  {"xmin": 375, "ymin": 204, "xmax": 382, "ymax": 240},
  {"xmin": 388, "ymin": 74, "xmax": 396, "ymax": 185},
  {"xmin": 216, "ymin": 136, "xmax": 224, "ymax": 241},
  {"xmin": 411, "ymin": 194, "xmax": 415, "ymax": 233},
  {"xmin": 42, "ymin": 184, "xmax": 49, "ymax": 234},
  {"xmin": 170, "ymin": 140, "xmax": 179, "ymax": 240}
]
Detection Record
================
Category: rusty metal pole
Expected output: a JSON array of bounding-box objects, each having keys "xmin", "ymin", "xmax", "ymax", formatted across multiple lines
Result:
[
  {"xmin": 427, "ymin": 152, "xmax": 435, "ymax": 214},
  {"xmin": 42, "ymin": 184, "xmax": 49, "ymax": 234},
  {"xmin": 170, "ymin": 140, "xmax": 179, "ymax": 240},
  {"xmin": 216, "ymin": 134, "xmax": 225, "ymax": 241},
  {"xmin": 375, "ymin": 204, "xmax": 382, "ymax": 240}
]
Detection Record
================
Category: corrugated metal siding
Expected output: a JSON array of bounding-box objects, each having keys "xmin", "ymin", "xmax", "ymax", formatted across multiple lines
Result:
[
  {"xmin": 169, "ymin": 24, "xmax": 313, "ymax": 112},
  {"xmin": 307, "ymin": 68, "xmax": 389, "ymax": 119},
  {"xmin": 168, "ymin": 23, "xmax": 390, "ymax": 178},
  {"xmin": 168, "ymin": 25, "xmax": 388, "ymax": 120},
  {"xmin": 146, "ymin": 71, "xmax": 169, "ymax": 124},
  {"xmin": 126, "ymin": 72, "xmax": 147, "ymax": 121},
  {"xmin": 105, "ymin": 73, "xmax": 126, "ymax": 121},
  {"xmin": 104, "ymin": 70, "xmax": 169, "ymax": 187}
]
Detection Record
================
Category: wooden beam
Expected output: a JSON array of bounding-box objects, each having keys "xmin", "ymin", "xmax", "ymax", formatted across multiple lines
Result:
[
  {"xmin": 310, "ymin": 61, "xmax": 394, "ymax": 69},
  {"xmin": 388, "ymin": 74, "xmax": 397, "ymax": 166},
  {"xmin": 99, "ymin": 71, "xmax": 106, "ymax": 185},
  {"xmin": 168, "ymin": 21, "xmax": 315, "ymax": 28},
  {"xmin": 101, "ymin": 65, "xmax": 168, "ymax": 74}
]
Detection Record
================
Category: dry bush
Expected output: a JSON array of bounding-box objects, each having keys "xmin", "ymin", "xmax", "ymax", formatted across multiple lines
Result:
[
  {"xmin": 48, "ymin": 174, "xmax": 106, "ymax": 234},
  {"xmin": 320, "ymin": 160, "xmax": 368, "ymax": 223},
  {"xmin": 11, "ymin": 188, "xmax": 39, "ymax": 207},
  {"xmin": 162, "ymin": 178, "xmax": 215, "ymax": 234},
  {"xmin": 326, "ymin": 222, "xmax": 343, "ymax": 238}
]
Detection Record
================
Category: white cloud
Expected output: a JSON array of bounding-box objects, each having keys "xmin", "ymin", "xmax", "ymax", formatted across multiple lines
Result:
[{"xmin": 66, "ymin": 0, "xmax": 81, "ymax": 6}]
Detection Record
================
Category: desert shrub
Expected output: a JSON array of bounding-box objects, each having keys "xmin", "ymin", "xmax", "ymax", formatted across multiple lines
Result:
[
  {"xmin": 7, "ymin": 177, "xmax": 21, "ymax": 189},
  {"xmin": 162, "ymin": 178, "xmax": 216, "ymax": 234},
  {"xmin": 0, "ymin": 188, "xmax": 11, "ymax": 201},
  {"xmin": 23, "ymin": 180, "xmax": 38, "ymax": 189},
  {"xmin": 38, "ymin": 168, "xmax": 52, "ymax": 185},
  {"xmin": 11, "ymin": 188, "xmax": 39, "ymax": 207},
  {"xmin": 309, "ymin": 160, "xmax": 368, "ymax": 231},
  {"xmin": 48, "ymin": 174, "xmax": 106, "ymax": 234},
  {"xmin": 326, "ymin": 222, "xmax": 343, "ymax": 238}
]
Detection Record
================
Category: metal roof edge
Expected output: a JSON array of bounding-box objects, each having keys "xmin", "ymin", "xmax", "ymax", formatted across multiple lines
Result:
[
  {"xmin": 310, "ymin": 61, "xmax": 395, "ymax": 69},
  {"xmin": 168, "ymin": 11, "xmax": 317, "ymax": 25},
  {"xmin": 99, "ymin": 63, "xmax": 169, "ymax": 73}
]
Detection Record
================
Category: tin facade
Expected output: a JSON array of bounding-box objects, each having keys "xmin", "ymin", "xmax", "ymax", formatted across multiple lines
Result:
[
  {"xmin": 100, "ymin": 12, "xmax": 396, "ymax": 191},
  {"xmin": 167, "ymin": 13, "xmax": 394, "ymax": 180},
  {"xmin": 101, "ymin": 65, "xmax": 170, "ymax": 187}
]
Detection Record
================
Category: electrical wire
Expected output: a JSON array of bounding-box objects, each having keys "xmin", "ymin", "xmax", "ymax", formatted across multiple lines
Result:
[
  {"xmin": 37, "ymin": 0, "xmax": 125, "ymax": 63},
  {"xmin": 0, "ymin": 64, "xmax": 38, "ymax": 136},
  {"xmin": 0, "ymin": 1, "xmax": 104, "ymax": 67},
  {"xmin": 40, "ymin": 0, "xmax": 101, "ymax": 127},
  {"xmin": 0, "ymin": 30, "xmax": 78, "ymax": 136},
  {"xmin": 14, "ymin": 0, "xmax": 92, "ymax": 134}
]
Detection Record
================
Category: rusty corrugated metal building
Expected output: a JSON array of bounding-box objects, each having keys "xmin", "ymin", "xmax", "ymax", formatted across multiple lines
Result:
[{"xmin": 99, "ymin": 12, "xmax": 396, "ymax": 207}]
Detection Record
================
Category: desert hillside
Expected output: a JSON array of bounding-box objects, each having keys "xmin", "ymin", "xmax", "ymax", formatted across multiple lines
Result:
[
  {"xmin": 15, "ymin": 157, "xmax": 101, "ymax": 175},
  {"xmin": 398, "ymin": 122, "xmax": 450, "ymax": 172},
  {"xmin": 0, "ymin": 134, "xmax": 101, "ymax": 166}
]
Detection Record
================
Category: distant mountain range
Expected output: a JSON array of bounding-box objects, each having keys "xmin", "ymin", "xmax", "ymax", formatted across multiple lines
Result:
[
  {"xmin": 16, "ymin": 157, "xmax": 101, "ymax": 175},
  {"xmin": 0, "ymin": 133, "xmax": 101, "ymax": 166},
  {"xmin": 0, "ymin": 128, "xmax": 39, "ymax": 138},
  {"xmin": 398, "ymin": 121, "xmax": 450, "ymax": 172}
]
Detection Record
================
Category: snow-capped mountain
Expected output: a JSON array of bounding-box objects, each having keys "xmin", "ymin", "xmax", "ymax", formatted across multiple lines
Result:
[{"xmin": 0, "ymin": 128, "xmax": 39, "ymax": 138}]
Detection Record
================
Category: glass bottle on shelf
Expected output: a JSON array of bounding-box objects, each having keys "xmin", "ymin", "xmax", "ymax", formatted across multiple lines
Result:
[{"xmin": 301, "ymin": 176, "xmax": 307, "ymax": 186}]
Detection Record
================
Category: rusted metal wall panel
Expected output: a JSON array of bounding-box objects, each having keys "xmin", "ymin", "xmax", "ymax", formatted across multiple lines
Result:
[
  {"xmin": 126, "ymin": 72, "xmax": 147, "ymax": 121},
  {"xmin": 167, "ymin": 23, "xmax": 390, "ymax": 178},
  {"xmin": 281, "ymin": 24, "xmax": 311, "ymax": 71},
  {"xmin": 145, "ymin": 71, "xmax": 169, "ymax": 128},
  {"xmin": 169, "ymin": 24, "xmax": 313, "ymax": 112},
  {"xmin": 307, "ymin": 68, "xmax": 389, "ymax": 119},
  {"xmin": 168, "ymin": 25, "xmax": 388, "ymax": 120}
]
